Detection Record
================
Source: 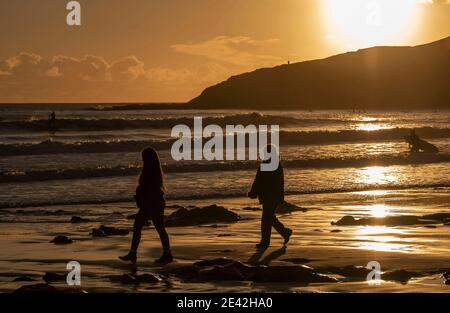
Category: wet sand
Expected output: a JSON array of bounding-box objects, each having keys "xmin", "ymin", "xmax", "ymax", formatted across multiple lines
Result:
[{"xmin": 1, "ymin": 188, "xmax": 450, "ymax": 293}]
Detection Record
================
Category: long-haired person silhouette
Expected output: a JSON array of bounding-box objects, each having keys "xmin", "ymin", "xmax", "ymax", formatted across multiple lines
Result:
[
  {"xmin": 248, "ymin": 145, "xmax": 292, "ymax": 250},
  {"xmin": 119, "ymin": 147, "xmax": 173, "ymax": 264}
]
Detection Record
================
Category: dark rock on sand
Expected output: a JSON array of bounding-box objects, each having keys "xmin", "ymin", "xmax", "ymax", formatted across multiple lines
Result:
[
  {"xmin": 165, "ymin": 205, "xmax": 240, "ymax": 227},
  {"xmin": 70, "ymin": 216, "xmax": 90, "ymax": 223},
  {"xmin": 109, "ymin": 274, "xmax": 138, "ymax": 284},
  {"xmin": 382, "ymin": 270, "xmax": 422, "ymax": 283},
  {"xmin": 319, "ymin": 265, "xmax": 372, "ymax": 280},
  {"xmin": 43, "ymin": 272, "xmax": 66, "ymax": 283},
  {"xmin": 330, "ymin": 229, "xmax": 342, "ymax": 233},
  {"xmin": 331, "ymin": 214, "xmax": 442, "ymax": 227},
  {"xmin": 277, "ymin": 201, "xmax": 308, "ymax": 214},
  {"xmin": 50, "ymin": 235, "xmax": 73, "ymax": 245},
  {"xmin": 90, "ymin": 225, "xmax": 129, "ymax": 237},
  {"xmin": 13, "ymin": 283, "xmax": 57, "ymax": 293},
  {"xmin": 13, "ymin": 283, "xmax": 87, "ymax": 293},
  {"xmin": 168, "ymin": 258, "xmax": 337, "ymax": 283},
  {"xmin": 422, "ymin": 213, "xmax": 450, "ymax": 221},
  {"xmin": 136, "ymin": 273, "xmax": 161, "ymax": 283},
  {"xmin": 109, "ymin": 273, "xmax": 160, "ymax": 284},
  {"xmin": 13, "ymin": 276, "xmax": 36, "ymax": 282}
]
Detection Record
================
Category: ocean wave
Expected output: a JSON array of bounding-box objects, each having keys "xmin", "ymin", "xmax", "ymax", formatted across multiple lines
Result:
[
  {"xmin": 1, "ymin": 127, "xmax": 449, "ymax": 156},
  {"xmin": 0, "ymin": 113, "xmax": 302, "ymax": 132},
  {"xmin": 0, "ymin": 139, "xmax": 171, "ymax": 156},
  {"xmin": 1, "ymin": 183, "xmax": 449, "ymax": 209},
  {"xmin": 2, "ymin": 153, "xmax": 450, "ymax": 183}
]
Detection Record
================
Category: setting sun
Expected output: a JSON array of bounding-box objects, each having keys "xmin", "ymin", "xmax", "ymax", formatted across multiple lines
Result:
[{"xmin": 325, "ymin": 0, "xmax": 424, "ymax": 48}]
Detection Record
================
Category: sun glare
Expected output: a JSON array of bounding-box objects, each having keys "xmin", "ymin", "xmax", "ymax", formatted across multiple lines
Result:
[
  {"xmin": 358, "ymin": 166, "xmax": 398, "ymax": 185},
  {"xmin": 324, "ymin": 0, "xmax": 424, "ymax": 48}
]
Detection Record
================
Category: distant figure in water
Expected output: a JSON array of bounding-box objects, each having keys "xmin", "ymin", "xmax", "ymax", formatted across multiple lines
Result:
[
  {"xmin": 48, "ymin": 111, "xmax": 56, "ymax": 129},
  {"xmin": 405, "ymin": 129, "xmax": 439, "ymax": 153},
  {"xmin": 248, "ymin": 145, "xmax": 292, "ymax": 250},
  {"xmin": 119, "ymin": 147, "xmax": 173, "ymax": 264}
]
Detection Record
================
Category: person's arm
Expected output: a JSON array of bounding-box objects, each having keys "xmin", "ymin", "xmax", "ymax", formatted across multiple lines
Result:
[{"xmin": 248, "ymin": 167, "xmax": 260, "ymax": 199}]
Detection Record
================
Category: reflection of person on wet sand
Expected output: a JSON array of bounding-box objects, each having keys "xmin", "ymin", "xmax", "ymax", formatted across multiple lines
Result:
[
  {"xmin": 405, "ymin": 129, "xmax": 439, "ymax": 153},
  {"xmin": 248, "ymin": 145, "xmax": 292, "ymax": 251},
  {"xmin": 119, "ymin": 147, "xmax": 173, "ymax": 265}
]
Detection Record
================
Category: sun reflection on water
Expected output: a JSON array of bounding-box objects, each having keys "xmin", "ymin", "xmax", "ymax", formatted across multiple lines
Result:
[
  {"xmin": 358, "ymin": 166, "xmax": 398, "ymax": 185},
  {"xmin": 368, "ymin": 204, "xmax": 390, "ymax": 217},
  {"xmin": 355, "ymin": 226, "xmax": 412, "ymax": 253},
  {"xmin": 355, "ymin": 123, "xmax": 393, "ymax": 131}
]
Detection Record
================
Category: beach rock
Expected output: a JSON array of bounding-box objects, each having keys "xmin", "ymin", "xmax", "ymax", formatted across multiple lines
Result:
[
  {"xmin": 13, "ymin": 283, "xmax": 57, "ymax": 293},
  {"xmin": 50, "ymin": 235, "xmax": 73, "ymax": 245},
  {"xmin": 382, "ymin": 270, "xmax": 421, "ymax": 283},
  {"xmin": 136, "ymin": 273, "xmax": 161, "ymax": 284},
  {"xmin": 165, "ymin": 205, "xmax": 240, "ymax": 227},
  {"xmin": 109, "ymin": 273, "xmax": 160, "ymax": 284},
  {"xmin": 90, "ymin": 225, "xmax": 129, "ymax": 237},
  {"xmin": 422, "ymin": 213, "xmax": 450, "ymax": 221},
  {"xmin": 13, "ymin": 276, "xmax": 36, "ymax": 282},
  {"xmin": 277, "ymin": 201, "xmax": 308, "ymax": 214},
  {"xmin": 331, "ymin": 215, "xmax": 438, "ymax": 227},
  {"xmin": 58, "ymin": 288, "xmax": 88, "ymax": 293},
  {"xmin": 167, "ymin": 204, "xmax": 185, "ymax": 210},
  {"xmin": 13, "ymin": 283, "xmax": 87, "ymax": 293},
  {"xmin": 169, "ymin": 258, "xmax": 337, "ymax": 284},
  {"xmin": 70, "ymin": 216, "xmax": 90, "ymax": 223},
  {"xmin": 109, "ymin": 274, "xmax": 138, "ymax": 284},
  {"xmin": 253, "ymin": 266, "xmax": 337, "ymax": 283},
  {"xmin": 43, "ymin": 272, "xmax": 66, "ymax": 283},
  {"xmin": 319, "ymin": 265, "xmax": 372, "ymax": 280}
]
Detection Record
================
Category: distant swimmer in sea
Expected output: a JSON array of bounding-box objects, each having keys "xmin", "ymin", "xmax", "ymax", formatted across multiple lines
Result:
[
  {"xmin": 119, "ymin": 147, "xmax": 173, "ymax": 265},
  {"xmin": 405, "ymin": 129, "xmax": 439, "ymax": 153},
  {"xmin": 248, "ymin": 145, "xmax": 292, "ymax": 251},
  {"xmin": 48, "ymin": 111, "xmax": 56, "ymax": 129}
]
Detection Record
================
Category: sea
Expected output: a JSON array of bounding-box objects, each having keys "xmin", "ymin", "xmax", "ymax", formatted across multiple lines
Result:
[{"xmin": 1, "ymin": 104, "xmax": 450, "ymax": 209}]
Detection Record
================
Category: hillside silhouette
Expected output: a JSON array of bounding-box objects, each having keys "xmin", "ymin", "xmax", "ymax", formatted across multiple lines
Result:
[{"xmin": 188, "ymin": 37, "xmax": 450, "ymax": 110}]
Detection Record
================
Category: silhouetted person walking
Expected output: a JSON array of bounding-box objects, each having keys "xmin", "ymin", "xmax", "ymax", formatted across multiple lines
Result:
[
  {"xmin": 248, "ymin": 145, "xmax": 292, "ymax": 250},
  {"xmin": 119, "ymin": 147, "xmax": 173, "ymax": 264}
]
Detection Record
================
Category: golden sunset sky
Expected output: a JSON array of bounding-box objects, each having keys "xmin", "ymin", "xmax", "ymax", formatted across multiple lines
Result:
[{"xmin": 0, "ymin": 0, "xmax": 449, "ymax": 103}]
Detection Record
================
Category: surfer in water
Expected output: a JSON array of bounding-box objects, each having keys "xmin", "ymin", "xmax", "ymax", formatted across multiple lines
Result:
[{"xmin": 405, "ymin": 129, "xmax": 439, "ymax": 153}]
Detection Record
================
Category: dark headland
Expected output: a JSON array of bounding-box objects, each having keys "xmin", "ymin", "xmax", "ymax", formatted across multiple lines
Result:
[{"xmin": 188, "ymin": 36, "xmax": 450, "ymax": 110}]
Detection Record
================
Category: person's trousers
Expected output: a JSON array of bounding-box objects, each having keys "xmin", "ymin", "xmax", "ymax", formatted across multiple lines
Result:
[{"xmin": 260, "ymin": 201, "xmax": 287, "ymax": 246}]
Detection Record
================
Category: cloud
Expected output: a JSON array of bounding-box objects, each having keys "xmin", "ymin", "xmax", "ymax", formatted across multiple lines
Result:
[
  {"xmin": 171, "ymin": 36, "xmax": 283, "ymax": 67},
  {"xmin": 0, "ymin": 35, "xmax": 285, "ymax": 102},
  {"xmin": 0, "ymin": 52, "xmax": 232, "ymax": 102}
]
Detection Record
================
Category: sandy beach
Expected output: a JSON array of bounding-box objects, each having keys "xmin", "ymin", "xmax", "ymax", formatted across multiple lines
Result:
[{"xmin": 1, "ymin": 187, "xmax": 449, "ymax": 293}]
